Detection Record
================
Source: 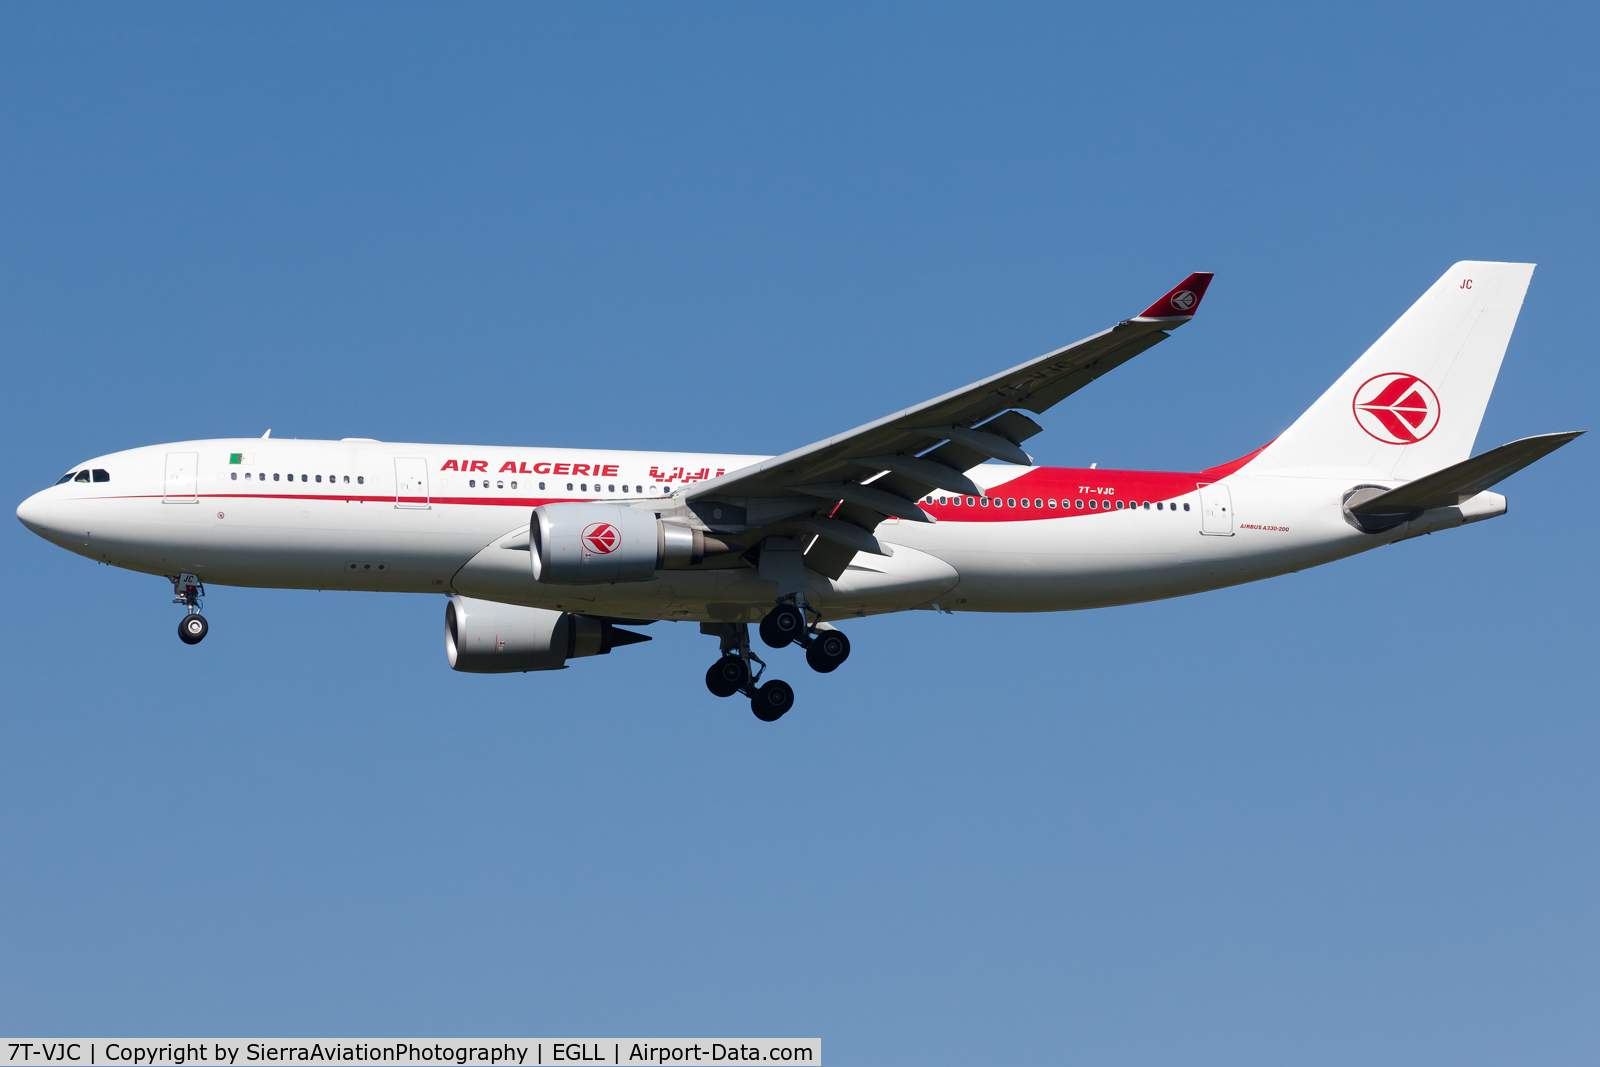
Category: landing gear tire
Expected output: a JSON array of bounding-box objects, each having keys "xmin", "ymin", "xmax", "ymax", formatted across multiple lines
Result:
[
  {"xmin": 759, "ymin": 604, "xmax": 806, "ymax": 648},
  {"xmin": 750, "ymin": 679, "xmax": 795, "ymax": 721},
  {"xmin": 805, "ymin": 629, "xmax": 850, "ymax": 673},
  {"xmin": 178, "ymin": 614, "xmax": 209, "ymax": 645},
  {"xmin": 706, "ymin": 656, "xmax": 749, "ymax": 698}
]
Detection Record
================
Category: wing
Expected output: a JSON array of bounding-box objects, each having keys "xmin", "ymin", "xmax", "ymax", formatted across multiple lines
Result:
[{"xmin": 677, "ymin": 272, "xmax": 1215, "ymax": 578}]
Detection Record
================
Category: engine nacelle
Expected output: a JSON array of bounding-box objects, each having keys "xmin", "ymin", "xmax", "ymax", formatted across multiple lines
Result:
[
  {"xmin": 444, "ymin": 595, "xmax": 650, "ymax": 673},
  {"xmin": 530, "ymin": 502, "xmax": 731, "ymax": 584}
]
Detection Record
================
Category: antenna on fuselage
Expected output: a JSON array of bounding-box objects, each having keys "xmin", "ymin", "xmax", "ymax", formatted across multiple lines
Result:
[{"xmin": 262, "ymin": 429, "xmax": 272, "ymax": 438}]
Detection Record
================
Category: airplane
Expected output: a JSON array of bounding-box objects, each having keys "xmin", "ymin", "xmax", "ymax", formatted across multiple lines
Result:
[{"xmin": 15, "ymin": 261, "xmax": 1582, "ymax": 722}]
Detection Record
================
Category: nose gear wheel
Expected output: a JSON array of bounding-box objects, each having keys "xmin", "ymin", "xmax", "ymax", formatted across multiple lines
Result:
[{"xmin": 178, "ymin": 613, "xmax": 209, "ymax": 644}]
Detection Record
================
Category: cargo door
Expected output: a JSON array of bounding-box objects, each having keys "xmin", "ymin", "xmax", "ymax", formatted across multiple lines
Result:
[
  {"xmin": 163, "ymin": 452, "xmax": 198, "ymax": 503},
  {"xmin": 394, "ymin": 457, "xmax": 430, "ymax": 509},
  {"xmin": 1198, "ymin": 482, "xmax": 1233, "ymax": 536}
]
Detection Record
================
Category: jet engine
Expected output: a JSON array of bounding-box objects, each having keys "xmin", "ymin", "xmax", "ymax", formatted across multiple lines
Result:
[
  {"xmin": 530, "ymin": 502, "xmax": 732, "ymax": 584},
  {"xmin": 444, "ymin": 595, "xmax": 651, "ymax": 673}
]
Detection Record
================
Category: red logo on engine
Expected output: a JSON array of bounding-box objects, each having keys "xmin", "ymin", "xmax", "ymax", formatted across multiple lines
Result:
[
  {"xmin": 1352, "ymin": 373, "xmax": 1441, "ymax": 444},
  {"xmin": 581, "ymin": 522, "xmax": 620, "ymax": 554}
]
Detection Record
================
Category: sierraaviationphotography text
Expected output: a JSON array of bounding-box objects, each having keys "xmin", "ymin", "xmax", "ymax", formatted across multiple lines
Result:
[{"xmin": 2, "ymin": 1043, "xmax": 818, "ymax": 1067}]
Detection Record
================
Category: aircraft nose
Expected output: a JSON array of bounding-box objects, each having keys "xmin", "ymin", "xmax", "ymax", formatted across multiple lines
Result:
[{"xmin": 16, "ymin": 491, "xmax": 52, "ymax": 535}]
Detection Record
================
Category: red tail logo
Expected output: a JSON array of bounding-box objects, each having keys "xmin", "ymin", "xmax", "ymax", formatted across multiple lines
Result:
[
  {"xmin": 1352, "ymin": 373, "xmax": 1440, "ymax": 444},
  {"xmin": 581, "ymin": 522, "xmax": 620, "ymax": 554}
]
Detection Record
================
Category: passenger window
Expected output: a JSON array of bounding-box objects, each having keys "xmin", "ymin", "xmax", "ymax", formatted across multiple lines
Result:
[
  {"xmin": 566, "ymin": 483, "xmax": 574, "ymax": 491},
  {"xmin": 636, "ymin": 485, "xmax": 642, "ymax": 493},
  {"xmin": 938, "ymin": 496, "xmax": 947, "ymax": 505},
  {"xmin": 1115, "ymin": 500, "xmax": 1124, "ymax": 509},
  {"xmin": 1034, "ymin": 498, "xmax": 1043, "ymax": 508},
  {"xmin": 301, "ymin": 474, "xmax": 308, "ymax": 482},
  {"xmin": 1006, "ymin": 498, "xmax": 1015, "ymax": 507},
  {"xmin": 609, "ymin": 484, "xmax": 616, "ymax": 493},
  {"xmin": 273, "ymin": 473, "xmax": 280, "ymax": 481},
  {"xmin": 1184, "ymin": 502, "xmax": 1191, "ymax": 511},
  {"xmin": 539, "ymin": 482, "xmax": 546, "ymax": 490},
  {"xmin": 74, "ymin": 470, "xmax": 91, "ymax": 482},
  {"xmin": 1143, "ymin": 501, "xmax": 1150, "ymax": 509},
  {"xmin": 231, "ymin": 472, "xmax": 237, "ymax": 480},
  {"xmin": 510, "ymin": 481, "xmax": 518, "ymax": 489},
  {"xmin": 1075, "ymin": 499, "xmax": 1083, "ymax": 508},
  {"xmin": 1047, "ymin": 499, "xmax": 1057, "ymax": 508},
  {"xmin": 1020, "ymin": 498, "xmax": 1029, "ymax": 508},
  {"xmin": 316, "ymin": 475, "xmax": 322, "ymax": 483},
  {"xmin": 357, "ymin": 476, "xmax": 364, "ymax": 484},
  {"xmin": 980, "ymin": 497, "xmax": 989, "ymax": 507},
  {"xmin": 1089, "ymin": 499, "xmax": 1097, "ymax": 509},
  {"xmin": 93, "ymin": 469, "xmax": 110, "ymax": 482},
  {"xmin": 622, "ymin": 484, "xmax": 629, "ymax": 493}
]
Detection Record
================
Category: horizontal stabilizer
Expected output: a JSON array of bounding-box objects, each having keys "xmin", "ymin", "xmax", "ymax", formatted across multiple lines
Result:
[{"xmin": 1350, "ymin": 431, "xmax": 1583, "ymax": 515}]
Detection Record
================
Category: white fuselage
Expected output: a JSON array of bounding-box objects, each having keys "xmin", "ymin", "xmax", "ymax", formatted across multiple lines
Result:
[{"xmin": 17, "ymin": 437, "xmax": 1499, "ymax": 624}]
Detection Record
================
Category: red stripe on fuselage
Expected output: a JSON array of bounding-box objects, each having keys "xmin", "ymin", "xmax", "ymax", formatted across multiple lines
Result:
[{"xmin": 921, "ymin": 444, "xmax": 1268, "ymax": 521}]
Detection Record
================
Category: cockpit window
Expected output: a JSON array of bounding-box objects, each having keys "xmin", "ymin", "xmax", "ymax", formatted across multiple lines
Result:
[
  {"xmin": 92, "ymin": 469, "xmax": 110, "ymax": 482},
  {"xmin": 56, "ymin": 472, "xmax": 78, "ymax": 485},
  {"xmin": 74, "ymin": 470, "xmax": 91, "ymax": 482}
]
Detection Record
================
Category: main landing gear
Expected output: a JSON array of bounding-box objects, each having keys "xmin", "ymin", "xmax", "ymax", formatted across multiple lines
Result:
[
  {"xmin": 703, "ymin": 622, "xmax": 792, "ymax": 720},
  {"xmin": 702, "ymin": 596, "xmax": 851, "ymax": 722},
  {"xmin": 170, "ymin": 573, "xmax": 209, "ymax": 645}
]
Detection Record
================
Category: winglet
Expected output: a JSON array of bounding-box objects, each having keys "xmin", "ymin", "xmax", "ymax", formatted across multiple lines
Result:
[{"xmin": 1133, "ymin": 272, "xmax": 1214, "ymax": 325}]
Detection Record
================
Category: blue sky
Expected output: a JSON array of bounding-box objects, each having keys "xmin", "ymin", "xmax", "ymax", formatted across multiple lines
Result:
[{"xmin": 2, "ymin": 4, "xmax": 1596, "ymax": 1064}]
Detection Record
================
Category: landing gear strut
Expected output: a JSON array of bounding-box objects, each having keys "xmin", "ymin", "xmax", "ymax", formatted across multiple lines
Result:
[{"xmin": 170, "ymin": 572, "xmax": 209, "ymax": 645}]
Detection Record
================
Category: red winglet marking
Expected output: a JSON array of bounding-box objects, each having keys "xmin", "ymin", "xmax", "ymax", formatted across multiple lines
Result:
[{"xmin": 1138, "ymin": 272, "xmax": 1214, "ymax": 320}]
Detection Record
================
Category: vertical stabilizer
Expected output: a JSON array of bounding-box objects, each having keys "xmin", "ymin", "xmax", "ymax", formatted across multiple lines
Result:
[{"xmin": 1241, "ymin": 261, "xmax": 1535, "ymax": 480}]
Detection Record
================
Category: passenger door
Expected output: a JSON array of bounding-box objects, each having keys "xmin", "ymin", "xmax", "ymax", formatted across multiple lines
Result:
[
  {"xmin": 394, "ymin": 457, "xmax": 430, "ymax": 509},
  {"xmin": 163, "ymin": 452, "xmax": 198, "ymax": 503},
  {"xmin": 1198, "ymin": 482, "xmax": 1233, "ymax": 535}
]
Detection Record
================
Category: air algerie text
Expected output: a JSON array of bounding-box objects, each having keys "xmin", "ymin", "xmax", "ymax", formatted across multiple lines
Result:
[
  {"xmin": 439, "ymin": 460, "xmax": 622, "ymax": 477},
  {"xmin": 436, "ymin": 460, "xmax": 727, "ymax": 483}
]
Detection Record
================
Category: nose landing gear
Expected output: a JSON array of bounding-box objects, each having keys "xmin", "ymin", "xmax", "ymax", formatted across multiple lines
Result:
[
  {"xmin": 170, "ymin": 573, "xmax": 209, "ymax": 645},
  {"xmin": 179, "ymin": 613, "xmax": 209, "ymax": 644}
]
